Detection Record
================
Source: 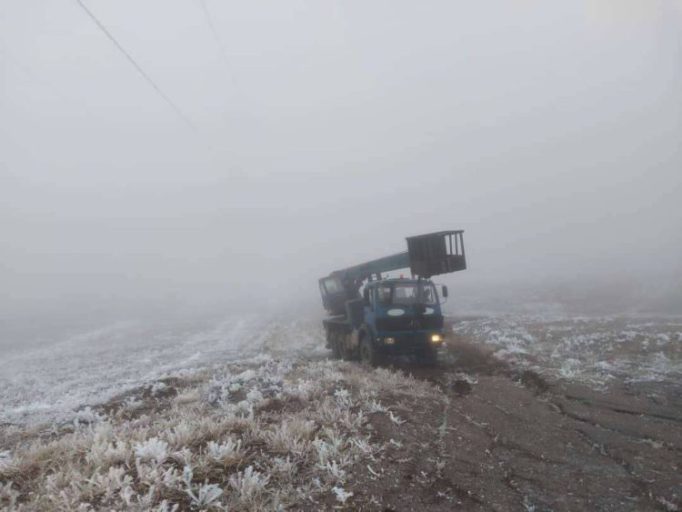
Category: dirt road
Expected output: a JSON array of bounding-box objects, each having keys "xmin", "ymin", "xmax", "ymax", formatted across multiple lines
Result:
[{"xmin": 345, "ymin": 338, "xmax": 682, "ymax": 511}]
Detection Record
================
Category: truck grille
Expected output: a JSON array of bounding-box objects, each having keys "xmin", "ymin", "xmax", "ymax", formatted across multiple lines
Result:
[{"xmin": 376, "ymin": 315, "xmax": 443, "ymax": 332}]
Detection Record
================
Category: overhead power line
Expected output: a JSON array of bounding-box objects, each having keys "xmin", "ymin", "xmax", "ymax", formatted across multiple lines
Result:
[
  {"xmin": 197, "ymin": 0, "xmax": 228, "ymax": 63},
  {"xmin": 74, "ymin": 0, "xmax": 196, "ymax": 130},
  {"xmin": 196, "ymin": 0, "xmax": 241, "ymax": 92}
]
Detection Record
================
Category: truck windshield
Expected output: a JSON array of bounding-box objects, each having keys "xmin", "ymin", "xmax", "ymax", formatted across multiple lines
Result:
[{"xmin": 377, "ymin": 282, "xmax": 437, "ymax": 306}]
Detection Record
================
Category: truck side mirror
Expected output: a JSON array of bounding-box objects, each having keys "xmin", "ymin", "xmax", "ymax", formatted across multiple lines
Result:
[
  {"xmin": 442, "ymin": 285, "xmax": 448, "ymax": 298},
  {"xmin": 363, "ymin": 288, "xmax": 370, "ymax": 306}
]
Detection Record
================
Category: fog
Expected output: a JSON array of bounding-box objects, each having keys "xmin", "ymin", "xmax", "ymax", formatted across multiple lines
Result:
[{"xmin": 2, "ymin": 0, "xmax": 681, "ymax": 341}]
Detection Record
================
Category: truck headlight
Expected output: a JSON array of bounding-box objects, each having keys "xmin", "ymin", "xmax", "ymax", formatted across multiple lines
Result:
[
  {"xmin": 430, "ymin": 334, "xmax": 443, "ymax": 344},
  {"xmin": 384, "ymin": 337, "xmax": 396, "ymax": 345}
]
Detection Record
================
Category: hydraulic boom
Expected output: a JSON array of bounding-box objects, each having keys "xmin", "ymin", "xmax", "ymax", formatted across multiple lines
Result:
[{"xmin": 320, "ymin": 231, "xmax": 466, "ymax": 316}]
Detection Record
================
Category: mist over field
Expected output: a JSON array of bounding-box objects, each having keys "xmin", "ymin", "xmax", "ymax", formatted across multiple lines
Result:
[{"xmin": 2, "ymin": 1, "xmax": 682, "ymax": 349}]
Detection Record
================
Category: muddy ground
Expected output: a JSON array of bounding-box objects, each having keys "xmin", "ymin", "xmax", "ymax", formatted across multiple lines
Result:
[{"xmin": 339, "ymin": 337, "xmax": 682, "ymax": 511}]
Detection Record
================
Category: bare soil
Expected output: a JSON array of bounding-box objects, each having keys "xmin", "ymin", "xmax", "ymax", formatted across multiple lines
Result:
[{"xmin": 335, "ymin": 337, "xmax": 682, "ymax": 511}]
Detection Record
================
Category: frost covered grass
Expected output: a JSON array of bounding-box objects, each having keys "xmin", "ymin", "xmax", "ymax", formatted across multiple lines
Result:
[
  {"xmin": 452, "ymin": 315, "xmax": 682, "ymax": 386},
  {"xmin": 0, "ymin": 355, "xmax": 439, "ymax": 510},
  {"xmin": 0, "ymin": 316, "xmax": 328, "ymax": 427}
]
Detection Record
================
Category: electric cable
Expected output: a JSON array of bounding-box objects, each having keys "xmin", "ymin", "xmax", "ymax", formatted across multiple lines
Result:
[
  {"xmin": 195, "ymin": 0, "xmax": 243, "ymax": 96},
  {"xmin": 74, "ymin": 0, "xmax": 196, "ymax": 131}
]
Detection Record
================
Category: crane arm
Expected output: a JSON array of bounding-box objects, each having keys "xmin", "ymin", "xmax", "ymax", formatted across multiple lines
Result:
[
  {"xmin": 330, "ymin": 251, "xmax": 410, "ymax": 283},
  {"xmin": 319, "ymin": 230, "xmax": 466, "ymax": 316}
]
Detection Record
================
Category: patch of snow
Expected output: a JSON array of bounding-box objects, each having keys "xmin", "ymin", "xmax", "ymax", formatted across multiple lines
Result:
[
  {"xmin": 332, "ymin": 485, "xmax": 353, "ymax": 503},
  {"xmin": 454, "ymin": 315, "xmax": 682, "ymax": 386},
  {"xmin": 657, "ymin": 496, "xmax": 679, "ymax": 512},
  {"xmin": 150, "ymin": 382, "xmax": 167, "ymax": 396},
  {"xmin": 0, "ymin": 450, "xmax": 12, "ymax": 471}
]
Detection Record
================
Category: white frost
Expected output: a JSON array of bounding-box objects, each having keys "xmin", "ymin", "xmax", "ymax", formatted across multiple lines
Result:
[
  {"xmin": 134, "ymin": 437, "xmax": 168, "ymax": 464},
  {"xmin": 332, "ymin": 486, "xmax": 353, "ymax": 503},
  {"xmin": 0, "ymin": 450, "xmax": 12, "ymax": 471}
]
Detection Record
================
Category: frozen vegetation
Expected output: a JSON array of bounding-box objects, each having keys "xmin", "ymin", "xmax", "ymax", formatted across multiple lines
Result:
[
  {"xmin": 0, "ymin": 353, "xmax": 440, "ymax": 510},
  {"xmin": 3, "ymin": 312, "xmax": 679, "ymax": 429},
  {"xmin": 452, "ymin": 315, "xmax": 682, "ymax": 387},
  {"xmin": 1, "ymin": 312, "xmax": 681, "ymax": 510},
  {"xmin": 0, "ymin": 315, "xmax": 438, "ymax": 509},
  {"xmin": 0, "ymin": 317, "xmax": 322, "ymax": 427}
]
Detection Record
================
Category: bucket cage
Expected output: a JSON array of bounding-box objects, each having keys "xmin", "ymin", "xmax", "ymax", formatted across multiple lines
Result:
[{"xmin": 406, "ymin": 230, "xmax": 466, "ymax": 279}]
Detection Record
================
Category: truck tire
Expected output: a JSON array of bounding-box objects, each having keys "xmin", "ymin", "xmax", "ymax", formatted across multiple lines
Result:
[
  {"xmin": 330, "ymin": 332, "xmax": 342, "ymax": 359},
  {"xmin": 359, "ymin": 335, "xmax": 380, "ymax": 367},
  {"xmin": 341, "ymin": 337, "xmax": 356, "ymax": 361}
]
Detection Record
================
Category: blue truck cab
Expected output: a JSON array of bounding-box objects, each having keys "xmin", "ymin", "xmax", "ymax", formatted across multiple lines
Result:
[{"xmin": 359, "ymin": 278, "xmax": 447, "ymax": 362}]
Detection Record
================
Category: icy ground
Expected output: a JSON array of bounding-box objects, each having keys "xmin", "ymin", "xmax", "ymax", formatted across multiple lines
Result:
[
  {"xmin": 1, "ymin": 312, "xmax": 681, "ymax": 427},
  {"xmin": 453, "ymin": 314, "xmax": 682, "ymax": 387},
  {"xmin": 2, "ymin": 312, "xmax": 681, "ymax": 511},
  {"xmin": 0, "ymin": 316, "xmax": 325, "ymax": 427}
]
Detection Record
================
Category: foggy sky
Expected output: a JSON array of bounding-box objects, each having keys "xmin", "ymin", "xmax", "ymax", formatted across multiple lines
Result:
[{"xmin": 1, "ymin": 0, "xmax": 681, "ymax": 322}]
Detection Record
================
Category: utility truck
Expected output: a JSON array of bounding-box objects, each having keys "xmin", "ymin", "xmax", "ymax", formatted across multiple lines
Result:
[{"xmin": 319, "ymin": 231, "xmax": 466, "ymax": 365}]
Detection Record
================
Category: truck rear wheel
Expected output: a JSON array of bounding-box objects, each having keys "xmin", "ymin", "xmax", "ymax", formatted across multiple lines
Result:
[
  {"xmin": 341, "ymin": 335, "xmax": 357, "ymax": 361},
  {"xmin": 330, "ymin": 332, "xmax": 342, "ymax": 359},
  {"xmin": 359, "ymin": 336, "xmax": 380, "ymax": 367}
]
